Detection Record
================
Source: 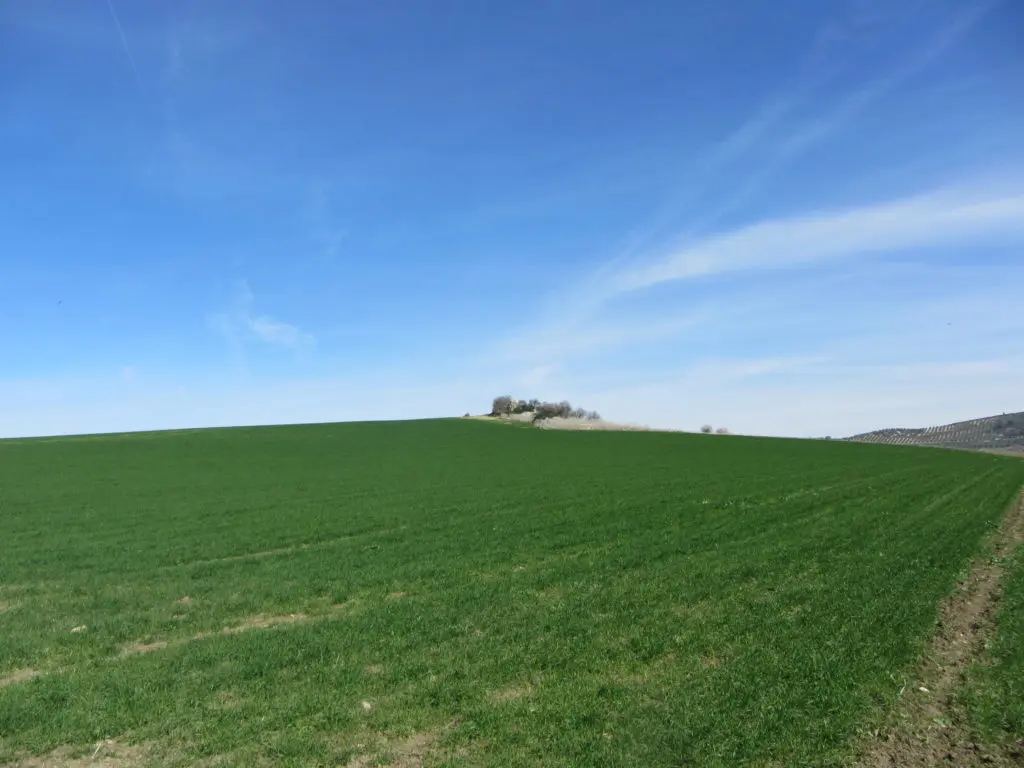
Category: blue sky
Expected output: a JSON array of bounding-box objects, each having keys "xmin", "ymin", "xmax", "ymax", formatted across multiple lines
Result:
[{"xmin": 1, "ymin": 0, "xmax": 1022, "ymax": 438}]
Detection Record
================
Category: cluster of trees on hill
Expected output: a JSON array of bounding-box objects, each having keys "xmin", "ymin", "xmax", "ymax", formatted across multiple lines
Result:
[{"xmin": 491, "ymin": 395, "xmax": 600, "ymax": 422}]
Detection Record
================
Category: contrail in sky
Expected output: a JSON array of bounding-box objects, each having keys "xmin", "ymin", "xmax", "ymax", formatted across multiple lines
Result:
[{"xmin": 105, "ymin": 0, "xmax": 143, "ymax": 86}]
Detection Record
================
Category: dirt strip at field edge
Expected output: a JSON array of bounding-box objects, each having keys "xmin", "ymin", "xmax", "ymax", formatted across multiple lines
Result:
[{"xmin": 856, "ymin": 487, "xmax": 1024, "ymax": 767}]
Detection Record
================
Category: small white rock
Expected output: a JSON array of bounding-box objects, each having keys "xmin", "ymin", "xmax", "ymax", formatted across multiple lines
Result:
[
  {"xmin": 919, "ymin": 686, "xmax": 930, "ymax": 693},
  {"xmin": 361, "ymin": 700, "xmax": 373, "ymax": 711},
  {"xmin": 71, "ymin": 625, "xmax": 87, "ymax": 633}
]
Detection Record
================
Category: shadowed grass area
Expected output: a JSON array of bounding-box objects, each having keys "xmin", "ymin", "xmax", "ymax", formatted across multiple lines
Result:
[{"xmin": 1, "ymin": 419, "xmax": 1022, "ymax": 766}]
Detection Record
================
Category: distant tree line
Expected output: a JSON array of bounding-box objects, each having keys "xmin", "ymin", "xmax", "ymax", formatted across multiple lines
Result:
[
  {"xmin": 701, "ymin": 425, "xmax": 730, "ymax": 435},
  {"xmin": 491, "ymin": 395, "xmax": 600, "ymax": 422}
]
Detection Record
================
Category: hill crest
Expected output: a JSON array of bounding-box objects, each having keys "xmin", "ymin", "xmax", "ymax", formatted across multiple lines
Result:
[{"xmin": 847, "ymin": 411, "xmax": 1024, "ymax": 451}]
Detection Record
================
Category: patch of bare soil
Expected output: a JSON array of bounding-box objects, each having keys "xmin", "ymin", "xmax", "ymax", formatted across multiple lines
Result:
[
  {"xmin": 469, "ymin": 414, "xmax": 683, "ymax": 432},
  {"xmin": 343, "ymin": 731, "xmax": 438, "ymax": 768},
  {"xmin": 856, "ymin": 489, "xmax": 1024, "ymax": 767},
  {"xmin": 12, "ymin": 740, "xmax": 150, "ymax": 767},
  {"xmin": 206, "ymin": 612, "xmax": 308, "ymax": 636},
  {"xmin": 207, "ymin": 690, "xmax": 241, "ymax": 711},
  {"xmin": 118, "ymin": 640, "xmax": 169, "ymax": 658},
  {"xmin": 534, "ymin": 416, "xmax": 675, "ymax": 432},
  {"xmin": 0, "ymin": 668, "xmax": 40, "ymax": 687},
  {"xmin": 118, "ymin": 606, "xmax": 350, "ymax": 657},
  {"xmin": 488, "ymin": 684, "xmax": 533, "ymax": 704},
  {"xmin": 982, "ymin": 448, "xmax": 1024, "ymax": 458}
]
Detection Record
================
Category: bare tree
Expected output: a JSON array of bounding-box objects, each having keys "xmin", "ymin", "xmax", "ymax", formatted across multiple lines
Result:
[
  {"xmin": 715, "ymin": 427, "xmax": 730, "ymax": 435},
  {"xmin": 700, "ymin": 424, "xmax": 713, "ymax": 434}
]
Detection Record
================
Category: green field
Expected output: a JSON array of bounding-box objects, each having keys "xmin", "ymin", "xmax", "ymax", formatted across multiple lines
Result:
[{"xmin": 1, "ymin": 419, "xmax": 1022, "ymax": 766}]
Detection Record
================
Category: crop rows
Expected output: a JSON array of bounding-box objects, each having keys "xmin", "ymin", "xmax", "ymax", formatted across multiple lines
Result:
[{"xmin": 1, "ymin": 420, "xmax": 1022, "ymax": 766}]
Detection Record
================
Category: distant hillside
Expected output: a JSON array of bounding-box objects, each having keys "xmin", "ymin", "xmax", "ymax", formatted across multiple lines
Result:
[{"xmin": 847, "ymin": 412, "xmax": 1024, "ymax": 452}]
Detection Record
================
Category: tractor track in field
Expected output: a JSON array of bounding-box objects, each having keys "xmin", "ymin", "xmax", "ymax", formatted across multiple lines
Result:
[{"xmin": 856, "ymin": 487, "xmax": 1024, "ymax": 767}]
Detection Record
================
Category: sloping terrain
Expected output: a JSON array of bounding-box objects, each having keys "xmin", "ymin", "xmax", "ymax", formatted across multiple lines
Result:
[
  {"xmin": 847, "ymin": 411, "xmax": 1024, "ymax": 451},
  {"xmin": 1, "ymin": 420, "xmax": 1023, "ymax": 766}
]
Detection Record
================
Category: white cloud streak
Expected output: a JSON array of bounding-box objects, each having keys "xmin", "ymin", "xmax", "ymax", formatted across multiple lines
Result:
[
  {"xmin": 105, "ymin": 0, "xmax": 143, "ymax": 87},
  {"xmin": 606, "ymin": 1, "xmax": 998, "ymax": 279},
  {"xmin": 209, "ymin": 280, "xmax": 314, "ymax": 352},
  {"xmin": 610, "ymin": 188, "xmax": 1024, "ymax": 295},
  {"xmin": 247, "ymin": 316, "xmax": 314, "ymax": 348},
  {"xmin": 778, "ymin": 0, "xmax": 996, "ymax": 157}
]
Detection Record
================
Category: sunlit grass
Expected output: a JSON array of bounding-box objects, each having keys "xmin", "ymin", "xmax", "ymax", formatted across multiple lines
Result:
[{"xmin": 1, "ymin": 420, "xmax": 1022, "ymax": 766}]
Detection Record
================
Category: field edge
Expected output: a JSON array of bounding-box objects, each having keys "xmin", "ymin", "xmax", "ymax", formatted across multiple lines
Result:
[{"xmin": 853, "ymin": 486, "xmax": 1024, "ymax": 767}]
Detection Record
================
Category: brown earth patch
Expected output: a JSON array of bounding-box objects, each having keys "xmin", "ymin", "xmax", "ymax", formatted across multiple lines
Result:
[
  {"xmin": 856, "ymin": 488, "xmax": 1024, "ymax": 767},
  {"xmin": 700, "ymin": 653, "xmax": 724, "ymax": 669},
  {"xmin": 0, "ymin": 599, "xmax": 20, "ymax": 613},
  {"xmin": 343, "ymin": 731, "xmax": 439, "ymax": 768},
  {"xmin": 208, "ymin": 612, "xmax": 308, "ymax": 636},
  {"xmin": 119, "ymin": 640, "xmax": 169, "ymax": 658},
  {"xmin": 13, "ymin": 739, "xmax": 150, "ymax": 767},
  {"xmin": 981, "ymin": 448, "xmax": 1024, "ymax": 458},
  {"xmin": 489, "ymin": 684, "xmax": 533, "ymax": 704},
  {"xmin": 364, "ymin": 664, "xmax": 384, "ymax": 675},
  {"xmin": 118, "ymin": 608, "xmax": 346, "ymax": 657},
  {"xmin": 0, "ymin": 667, "xmax": 41, "ymax": 687},
  {"xmin": 386, "ymin": 591, "xmax": 407, "ymax": 599},
  {"xmin": 671, "ymin": 598, "xmax": 716, "ymax": 620},
  {"xmin": 208, "ymin": 690, "xmax": 242, "ymax": 711}
]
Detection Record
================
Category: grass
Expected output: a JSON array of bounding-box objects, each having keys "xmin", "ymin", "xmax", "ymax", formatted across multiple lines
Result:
[
  {"xmin": 960, "ymin": 547, "xmax": 1024, "ymax": 749},
  {"xmin": 0, "ymin": 419, "xmax": 1022, "ymax": 766}
]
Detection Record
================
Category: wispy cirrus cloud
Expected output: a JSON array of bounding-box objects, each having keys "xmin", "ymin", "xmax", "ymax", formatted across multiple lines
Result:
[
  {"xmin": 209, "ymin": 280, "xmax": 314, "ymax": 354},
  {"xmin": 608, "ymin": 1, "xmax": 998, "ymax": 268},
  {"xmin": 493, "ymin": 313, "xmax": 704, "ymax": 365},
  {"xmin": 247, "ymin": 316, "xmax": 314, "ymax": 348},
  {"xmin": 777, "ymin": 0, "xmax": 997, "ymax": 158},
  {"xmin": 607, "ymin": 185, "xmax": 1024, "ymax": 296}
]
